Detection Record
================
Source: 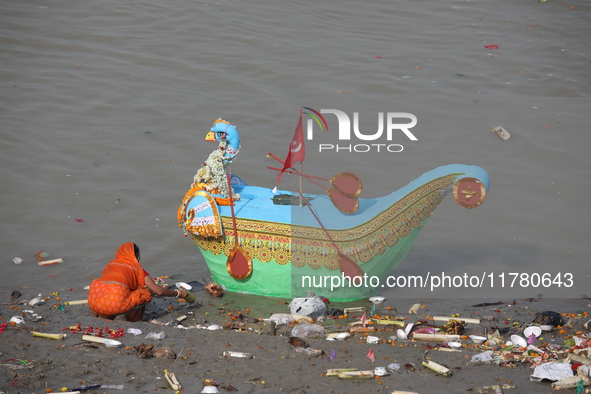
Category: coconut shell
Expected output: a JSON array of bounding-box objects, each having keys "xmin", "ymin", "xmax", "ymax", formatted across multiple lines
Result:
[
  {"xmin": 289, "ymin": 337, "xmax": 308, "ymax": 348},
  {"xmin": 154, "ymin": 347, "xmax": 177, "ymax": 359}
]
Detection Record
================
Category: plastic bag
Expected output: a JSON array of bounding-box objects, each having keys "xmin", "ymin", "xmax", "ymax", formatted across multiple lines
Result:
[
  {"xmin": 146, "ymin": 331, "xmax": 165, "ymax": 340},
  {"xmin": 127, "ymin": 328, "xmax": 142, "ymax": 336},
  {"xmin": 530, "ymin": 361, "xmax": 574, "ymax": 382},
  {"xmin": 289, "ymin": 292, "xmax": 327, "ymax": 319},
  {"xmin": 471, "ymin": 351, "xmax": 494, "ymax": 363},
  {"xmin": 290, "ymin": 324, "xmax": 325, "ymax": 338},
  {"xmin": 533, "ymin": 311, "xmax": 564, "ymax": 326},
  {"xmin": 269, "ymin": 314, "xmax": 295, "ymax": 325}
]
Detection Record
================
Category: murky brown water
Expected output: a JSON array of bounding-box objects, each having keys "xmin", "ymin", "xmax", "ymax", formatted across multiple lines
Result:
[{"xmin": 1, "ymin": 0, "xmax": 589, "ymax": 300}]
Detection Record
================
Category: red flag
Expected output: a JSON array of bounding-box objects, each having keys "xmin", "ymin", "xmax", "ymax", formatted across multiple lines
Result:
[
  {"xmin": 367, "ymin": 348, "xmax": 375, "ymax": 363},
  {"xmin": 276, "ymin": 108, "xmax": 305, "ymax": 184}
]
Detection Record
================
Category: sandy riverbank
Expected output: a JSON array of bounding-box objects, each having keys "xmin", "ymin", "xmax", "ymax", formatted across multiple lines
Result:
[{"xmin": 1, "ymin": 282, "xmax": 590, "ymax": 394}]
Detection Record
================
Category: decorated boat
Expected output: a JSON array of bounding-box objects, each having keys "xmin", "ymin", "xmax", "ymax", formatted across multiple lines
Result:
[{"xmin": 178, "ymin": 118, "xmax": 490, "ymax": 302}]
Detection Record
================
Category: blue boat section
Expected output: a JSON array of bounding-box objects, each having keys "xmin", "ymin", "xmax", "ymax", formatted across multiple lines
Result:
[{"xmin": 217, "ymin": 164, "xmax": 490, "ymax": 228}]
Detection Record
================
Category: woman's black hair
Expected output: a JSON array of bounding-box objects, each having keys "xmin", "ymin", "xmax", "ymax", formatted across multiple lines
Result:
[{"xmin": 133, "ymin": 243, "xmax": 141, "ymax": 261}]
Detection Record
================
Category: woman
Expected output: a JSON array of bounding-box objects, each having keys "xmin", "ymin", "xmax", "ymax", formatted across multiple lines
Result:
[{"xmin": 88, "ymin": 242, "xmax": 195, "ymax": 322}]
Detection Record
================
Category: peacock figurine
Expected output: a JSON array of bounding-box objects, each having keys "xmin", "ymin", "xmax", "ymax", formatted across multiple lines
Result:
[{"xmin": 192, "ymin": 118, "xmax": 241, "ymax": 200}]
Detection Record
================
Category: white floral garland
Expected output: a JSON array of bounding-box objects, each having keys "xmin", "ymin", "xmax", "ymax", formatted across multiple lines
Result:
[{"xmin": 193, "ymin": 140, "xmax": 240, "ymax": 200}]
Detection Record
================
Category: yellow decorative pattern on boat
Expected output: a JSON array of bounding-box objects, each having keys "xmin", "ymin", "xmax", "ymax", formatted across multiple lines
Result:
[{"xmin": 192, "ymin": 174, "xmax": 458, "ymax": 269}]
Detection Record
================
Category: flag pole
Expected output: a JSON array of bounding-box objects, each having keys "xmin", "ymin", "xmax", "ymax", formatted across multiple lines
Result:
[{"xmin": 299, "ymin": 162, "xmax": 303, "ymax": 207}]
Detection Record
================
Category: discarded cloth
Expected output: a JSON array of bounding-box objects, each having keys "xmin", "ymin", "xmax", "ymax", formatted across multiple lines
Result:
[{"xmin": 530, "ymin": 361, "xmax": 574, "ymax": 382}]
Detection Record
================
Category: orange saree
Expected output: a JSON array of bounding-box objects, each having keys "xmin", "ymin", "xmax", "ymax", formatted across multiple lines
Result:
[{"xmin": 88, "ymin": 242, "xmax": 152, "ymax": 320}]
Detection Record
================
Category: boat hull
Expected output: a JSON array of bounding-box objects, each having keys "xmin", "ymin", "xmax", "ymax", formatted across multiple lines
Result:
[{"xmin": 181, "ymin": 164, "xmax": 490, "ymax": 302}]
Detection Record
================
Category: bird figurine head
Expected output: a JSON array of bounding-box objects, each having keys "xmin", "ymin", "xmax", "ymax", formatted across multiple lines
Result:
[{"xmin": 205, "ymin": 118, "xmax": 241, "ymax": 164}]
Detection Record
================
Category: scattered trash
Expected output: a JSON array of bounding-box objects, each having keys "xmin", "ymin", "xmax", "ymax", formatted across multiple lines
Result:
[
  {"xmin": 565, "ymin": 353, "xmax": 591, "ymax": 365},
  {"xmin": 205, "ymin": 283, "xmax": 224, "ymax": 297},
  {"xmin": 470, "ymin": 335, "xmax": 487, "ymax": 344},
  {"xmin": 387, "ymin": 363, "xmax": 402, "ymax": 373},
  {"xmin": 325, "ymin": 368, "xmax": 357, "ymax": 376},
  {"xmin": 28, "ymin": 294, "xmax": 45, "ymax": 306},
  {"xmin": 175, "ymin": 282, "xmax": 192, "ymax": 290},
  {"xmin": 127, "ymin": 328, "xmax": 142, "ymax": 336},
  {"xmin": 294, "ymin": 347, "xmax": 324, "ymax": 356},
  {"xmin": 222, "ymin": 351, "xmax": 254, "ymax": 359},
  {"xmin": 551, "ymin": 375, "xmax": 591, "ymax": 390},
  {"xmin": 366, "ymin": 335, "xmax": 379, "ymax": 344},
  {"xmin": 447, "ymin": 341, "xmax": 462, "ymax": 349},
  {"xmin": 31, "ymin": 331, "xmax": 66, "ymax": 340},
  {"xmin": 471, "ymin": 384, "xmax": 516, "ymax": 393},
  {"xmin": 165, "ymin": 371, "xmax": 182, "ymax": 391},
  {"xmin": 10, "ymin": 290, "xmax": 22, "ymax": 300},
  {"xmin": 289, "ymin": 336, "xmax": 307, "ymax": 348},
  {"xmin": 329, "ymin": 348, "xmax": 336, "ymax": 361},
  {"xmin": 530, "ymin": 361, "xmax": 574, "ymax": 382},
  {"xmin": 471, "ymin": 351, "xmax": 495, "ymax": 364},
  {"xmin": 337, "ymin": 370, "xmax": 375, "ymax": 379},
  {"xmin": 443, "ymin": 319, "xmax": 468, "ymax": 335},
  {"xmin": 367, "ymin": 348, "xmax": 375, "ymax": 362},
  {"xmin": 10, "ymin": 316, "xmax": 25, "ymax": 325},
  {"xmin": 533, "ymin": 310, "xmax": 564, "ymax": 326},
  {"xmin": 484, "ymin": 45, "xmax": 499, "ymax": 49},
  {"xmin": 289, "ymin": 293, "xmax": 327, "ymax": 319},
  {"xmin": 290, "ymin": 323, "xmax": 325, "ymax": 338},
  {"xmin": 12, "ymin": 257, "xmax": 23, "ymax": 265},
  {"xmin": 369, "ymin": 296, "xmax": 385, "ymax": 305},
  {"xmin": 422, "ymin": 360, "xmax": 452, "ymax": 376},
  {"xmin": 527, "ymin": 333, "xmax": 537, "ymax": 345},
  {"xmin": 66, "ymin": 299, "xmax": 88, "ymax": 305},
  {"xmin": 350, "ymin": 325, "xmax": 377, "ymax": 333},
  {"xmin": 524, "ymin": 326, "xmax": 542, "ymax": 338},
  {"xmin": 146, "ymin": 331, "xmax": 165, "ymax": 340},
  {"xmin": 82, "ymin": 334, "xmax": 122, "ymax": 348},
  {"xmin": 100, "ymin": 384, "xmax": 124, "ymax": 390},
  {"xmin": 343, "ymin": 307, "xmax": 365, "ymax": 315},
  {"xmin": 434, "ymin": 316, "xmax": 481, "ymax": 324},
  {"xmin": 201, "ymin": 385, "xmax": 220, "ymax": 393},
  {"xmin": 408, "ymin": 303, "xmax": 421, "ymax": 314},
  {"xmin": 134, "ymin": 343, "xmax": 175, "ymax": 358},
  {"xmin": 326, "ymin": 332, "xmax": 350, "ymax": 341},
  {"xmin": 491, "ymin": 125, "xmax": 511, "ymax": 140},
  {"xmin": 397, "ymin": 329, "xmax": 408, "ymax": 340},
  {"xmin": 374, "ymin": 366, "xmax": 388, "ymax": 376},
  {"xmin": 413, "ymin": 333, "xmax": 460, "ymax": 342},
  {"xmin": 37, "ymin": 258, "xmax": 64, "ymax": 266},
  {"xmin": 510, "ymin": 334, "xmax": 528, "ymax": 348},
  {"xmin": 26, "ymin": 312, "xmax": 43, "ymax": 322},
  {"xmin": 269, "ymin": 313, "xmax": 295, "ymax": 325}
]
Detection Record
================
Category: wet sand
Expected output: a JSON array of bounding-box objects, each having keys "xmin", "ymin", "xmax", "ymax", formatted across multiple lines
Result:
[{"xmin": 1, "ymin": 282, "xmax": 590, "ymax": 394}]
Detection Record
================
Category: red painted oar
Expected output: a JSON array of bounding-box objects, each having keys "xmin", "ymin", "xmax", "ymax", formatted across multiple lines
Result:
[
  {"xmin": 268, "ymin": 153, "xmax": 362, "ymax": 196},
  {"xmin": 298, "ymin": 191, "xmax": 364, "ymax": 279},
  {"xmin": 269, "ymin": 165, "xmax": 359, "ymax": 214},
  {"xmin": 268, "ymin": 153, "xmax": 362, "ymax": 214},
  {"xmin": 225, "ymin": 173, "xmax": 253, "ymax": 280}
]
